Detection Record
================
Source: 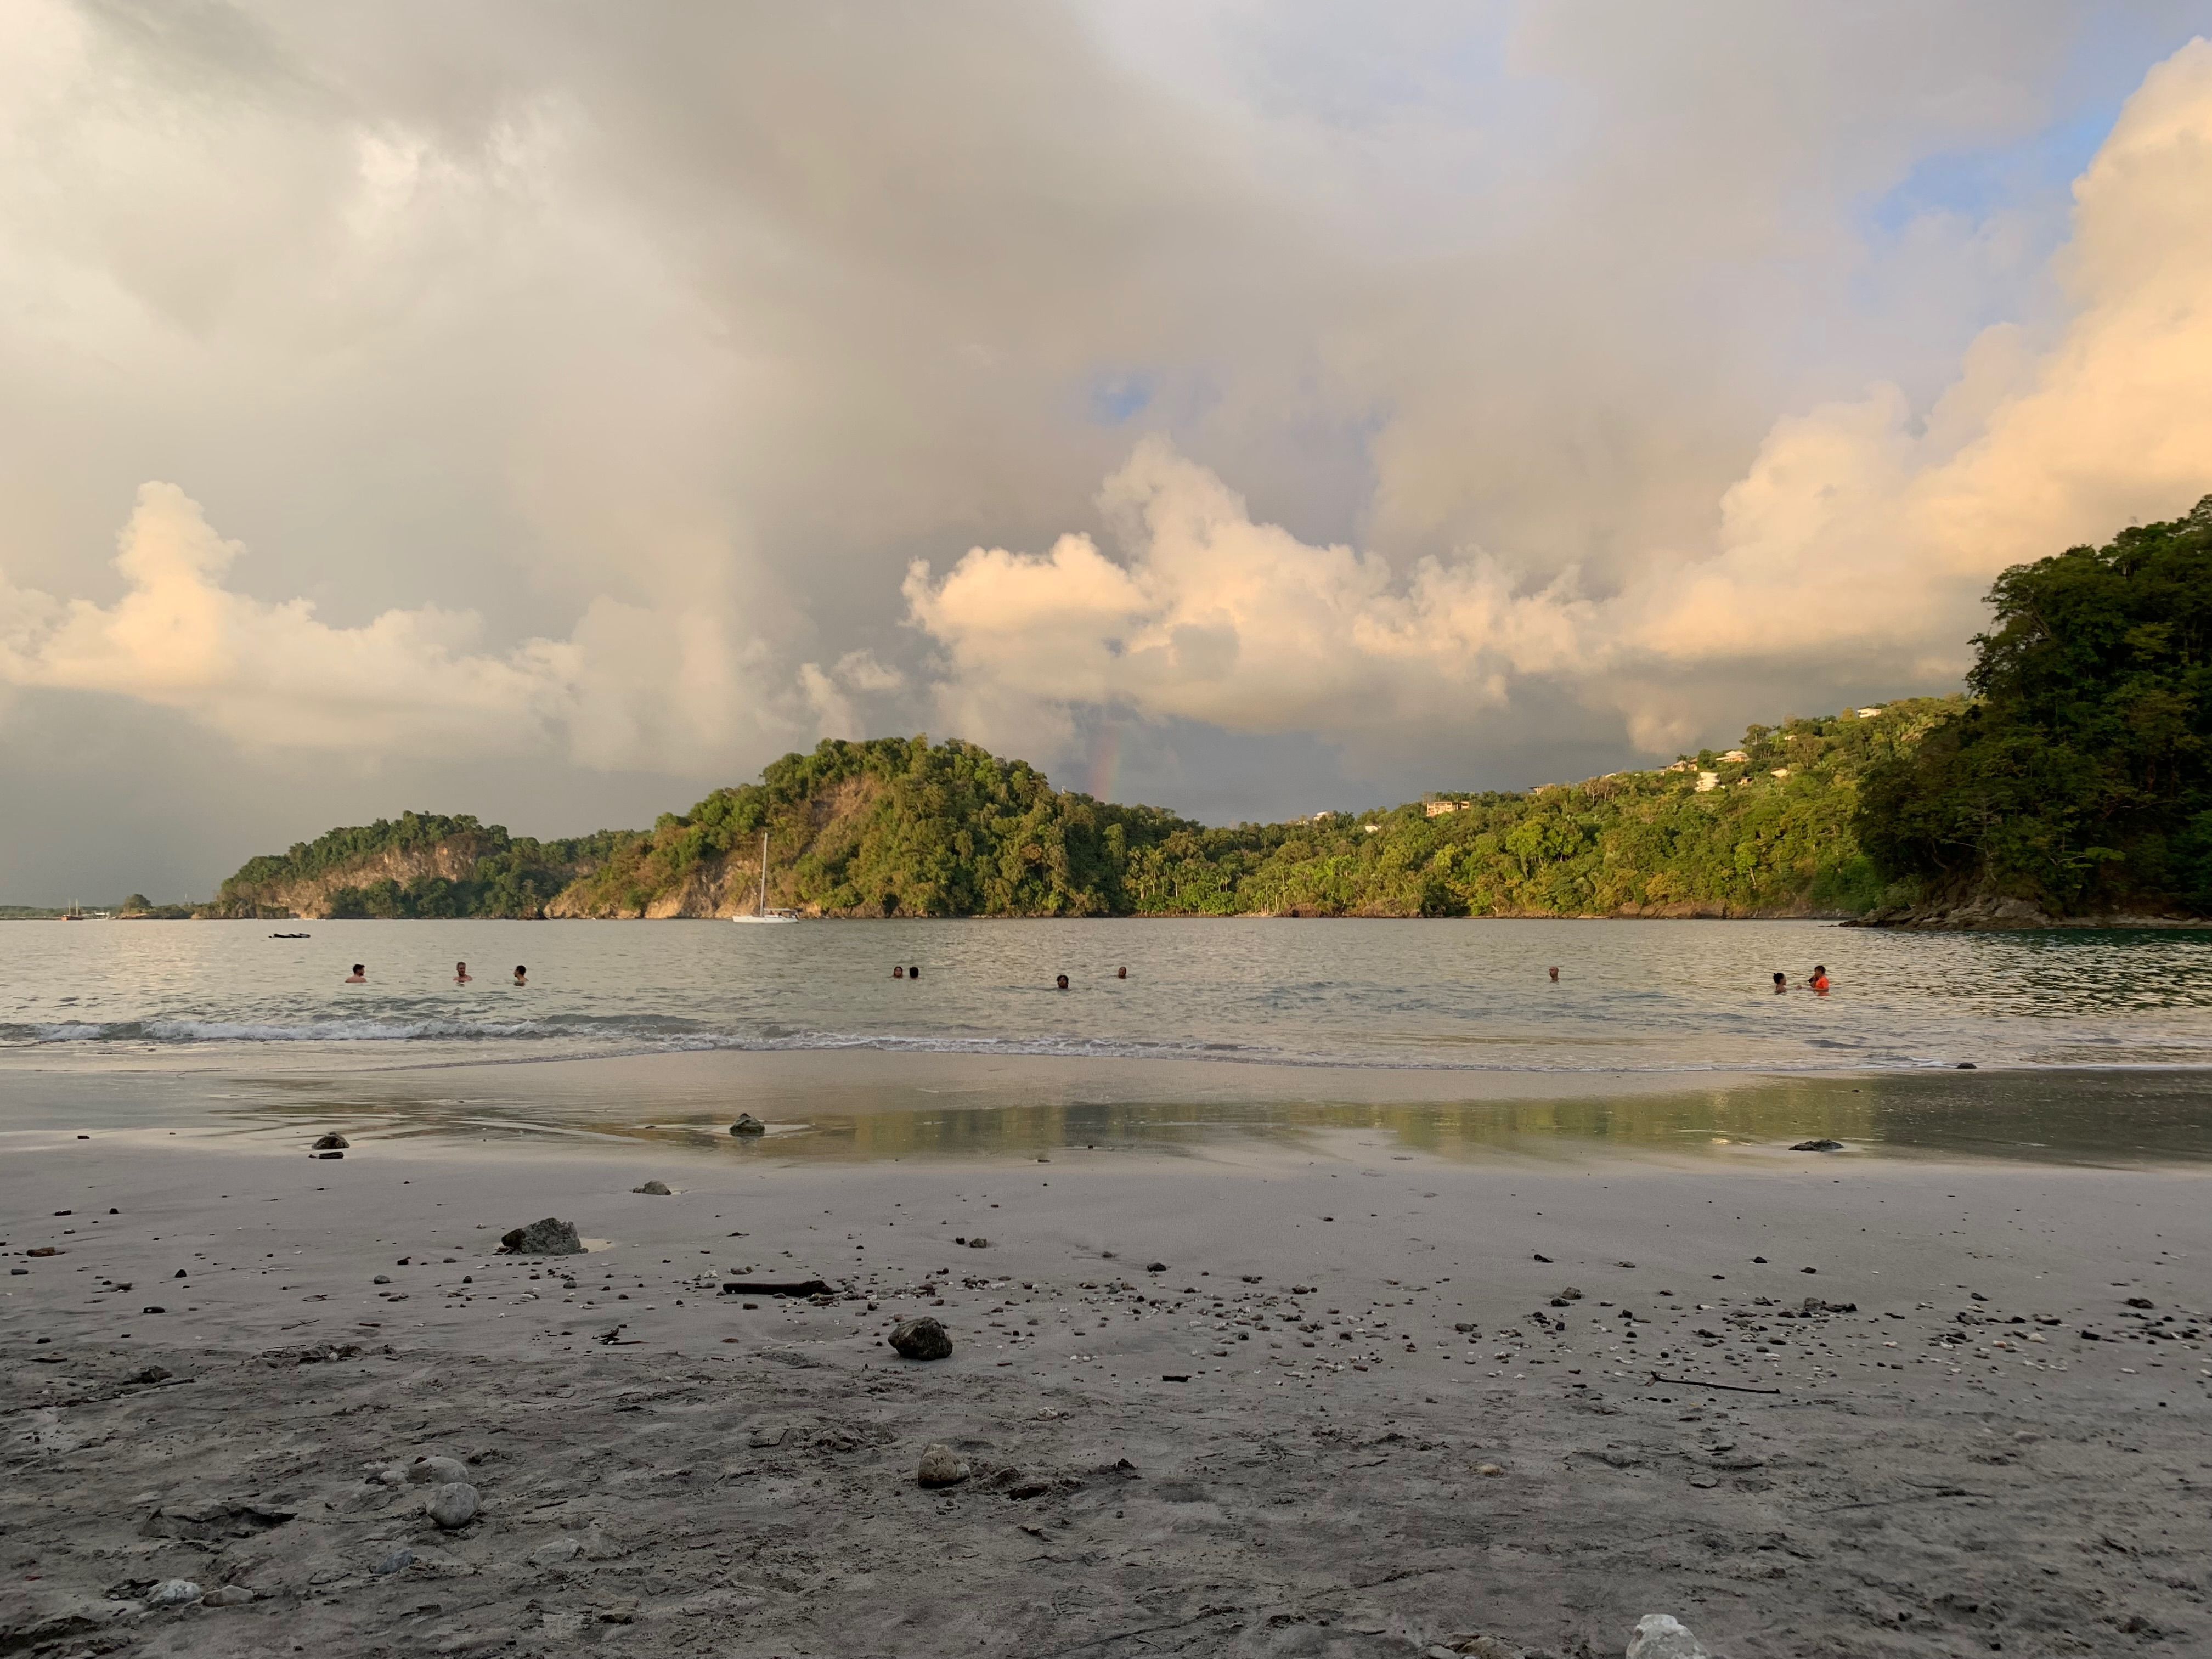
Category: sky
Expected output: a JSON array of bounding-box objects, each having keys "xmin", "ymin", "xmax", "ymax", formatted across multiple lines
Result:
[{"xmin": 2, "ymin": 2, "xmax": 2209, "ymax": 901}]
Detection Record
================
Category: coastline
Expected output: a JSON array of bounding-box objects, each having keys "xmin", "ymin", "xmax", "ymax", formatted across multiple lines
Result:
[{"xmin": 4, "ymin": 1063, "xmax": 2209, "ymax": 1657}]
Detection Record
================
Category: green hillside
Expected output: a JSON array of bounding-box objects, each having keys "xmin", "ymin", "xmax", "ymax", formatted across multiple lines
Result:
[{"xmin": 544, "ymin": 703, "xmax": 1953, "ymax": 919}]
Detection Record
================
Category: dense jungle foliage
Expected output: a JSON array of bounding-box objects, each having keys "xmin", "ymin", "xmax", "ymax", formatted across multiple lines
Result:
[
  {"xmin": 210, "ymin": 706, "xmax": 1965, "ymax": 921},
  {"xmin": 552, "ymin": 737, "xmax": 1197, "ymax": 917},
  {"xmin": 1857, "ymin": 495, "xmax": 2212, "ymax": 916},
  {"xmin": 545, "ymin": 705, "xmax": 1953, "ymax": 918}
]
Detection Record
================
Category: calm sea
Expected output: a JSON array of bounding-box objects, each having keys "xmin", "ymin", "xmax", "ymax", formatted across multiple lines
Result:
[{"xmin": 3, "ymin": 917, "xmax": 2209, "ymax": 1077}]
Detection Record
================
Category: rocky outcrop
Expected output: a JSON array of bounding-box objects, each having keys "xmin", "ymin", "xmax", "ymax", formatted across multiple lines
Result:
[
  {"xmin": 215, "ymin": 839, "xmax": 494, "ymax": 919},
  {"xmin": 1850, "ymin": 891, "xmax": 2207, "ymax": 930}
]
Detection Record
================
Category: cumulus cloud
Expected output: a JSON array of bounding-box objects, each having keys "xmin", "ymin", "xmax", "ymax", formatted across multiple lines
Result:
[
  {"xmin": 908, "ymin": 38, "xmax": 2212, "ymax": 761},
  {"xmin": 0, "ymin": 483, "xmax": 576, "ymax": 752}
]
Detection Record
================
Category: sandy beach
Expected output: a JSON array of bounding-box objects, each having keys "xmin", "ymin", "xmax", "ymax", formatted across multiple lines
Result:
[{"xmin": 3, "ymin": 1058, "xmax": 2208, "ymax": 1659}]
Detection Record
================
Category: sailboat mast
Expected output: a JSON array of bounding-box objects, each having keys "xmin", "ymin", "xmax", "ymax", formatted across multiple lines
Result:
[{"xmin": 759, "ymin": 831, "xmax": 769, "ymax": 918}]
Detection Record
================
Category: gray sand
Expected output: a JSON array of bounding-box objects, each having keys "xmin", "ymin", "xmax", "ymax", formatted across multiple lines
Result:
[{"xmin": 3, "ymin": 1107, "xmax": 2207, "ymax": 1658}]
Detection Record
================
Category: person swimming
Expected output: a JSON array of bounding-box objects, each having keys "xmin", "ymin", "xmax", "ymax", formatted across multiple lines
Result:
[
  {"xmin": 1773, "ymin": 971, "xmax": 1788, "ymax": 992},
  {"xmin": 454, "ymin": 961, "xmax": 472, "ymax": 985},
  {"xmin": 1116, "ymin": 966, "xmax": 1127, "ymax": 979},
  {"xmin": 908, "ymin": 965, "xmax": 920, "ymax": 980},
  {"xmin": 1056, "ymin": 974, "xmax": 1069, "ymax": 990},
  {"xmin": 512, "ymin": 965, "xmax": 527, "ymax": 986},
  {"xmin": 1548, "ymin": 966, "xmax": 1559, "ymax": 981},
  {"xmin": 345, "ymin": 963, "xmax": 366, "ymax": 983},
  {"xmin": 893, "ymin": 965, "xmax": 905, "ymax": 978},
  {"xmin": 1809, "ymin": 964, "xmax": 1831, "ymax": 992}
]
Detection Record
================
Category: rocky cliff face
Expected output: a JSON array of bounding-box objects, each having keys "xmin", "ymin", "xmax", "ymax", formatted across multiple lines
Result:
[
  {"xmin": 214, "ymin": 840, "xmax": 492, "ymax": 919},
  {"xmin": 543, "ymin": 852, "xmax": 764, "ymax": 919}
]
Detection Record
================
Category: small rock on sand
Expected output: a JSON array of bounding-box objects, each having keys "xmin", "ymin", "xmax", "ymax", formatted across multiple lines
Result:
[
  {"xmin": 632, "ymin": 1180, "xmax": 672, "ymax": 1195},
  {"xmin": 145, "ymin": 1580, "xmax": 201, "ymax": 1608},
  {"xmin": 408, "ymin": 1455, "xmax": 470, "ymax": 1485},
  {"xmin": 916, "ymin": 1444, "xmax": 970, "ymax": 1487},
  {"xmin": 204, "ymin": 1584, "xmax": 255, "ymax": 1606},
  {"xmin": 1625, "ymin": 1613, "xmax": 1711, "ymax": 1659},
  {"xmin": 730, "ymin": 1114, "xmax": 765, "ymax": 1135},
  {"xmin": 498, "ymin": 1218, "xmax": 584, "ymax": 1256},
  {"xmin": 1790, "ymin": 1138, "xmax": 1845, "ymax": 1152},
  {"xmin": 311, "ymin": 1132, "xmax": 349, "ymax": 1150},
  {"xmin": 428, "ymin": 1482, "xmax": 481, "ymax": 1529},
  {"xmin": 371, "ymin": 1548, "xmax": 415, "ymax": 1576},
  {"xmin": 528, "ymin": 1537, "xmax": 584, "ymax": 1566},
  {"xmin": 889, "ymin": 1317, "xmax": 953, "ymax": 1360}
]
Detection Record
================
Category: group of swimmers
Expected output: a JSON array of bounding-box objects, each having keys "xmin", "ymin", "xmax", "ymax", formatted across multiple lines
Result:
[
  {"xmin": 1055, "ymin": 968, "xmax": 1127, "ymax": 989},
  {"xmin": 340, "ymin": 959, "xmax": 1826, "ymax": 994},
  {"xmin": 892, "ymin": 967, "xmax": 1129, "ymax": 988},
  {"xmin": 342, "ymin": 962, "xmax": 527, "ymax": 986},
  {"xmin": 1774, "ymin": 965, "xmax": 1831, "ymax": 993}
]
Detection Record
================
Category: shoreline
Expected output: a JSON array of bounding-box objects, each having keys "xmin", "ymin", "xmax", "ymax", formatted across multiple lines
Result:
[
  {"xmin": 3, "ymin": 1118, "xmax": 2205, "ymax": 1657},
  {"xmin": 6, "ymin": 1052, "xmax": 2211, "ymax": 1175}
]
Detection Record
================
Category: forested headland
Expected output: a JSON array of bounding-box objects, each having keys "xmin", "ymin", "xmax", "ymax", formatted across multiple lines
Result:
[
  {"xmin": 193, "ymin": 497, "xmax": 2210, "ymax": 928},
  {"xmin": 199, "ymin": 707, "xmax": 1945, "ymax": 923},
  {"xmin": 1854, "ymin": 495, "xmax": 2211, "ymax": 925}
]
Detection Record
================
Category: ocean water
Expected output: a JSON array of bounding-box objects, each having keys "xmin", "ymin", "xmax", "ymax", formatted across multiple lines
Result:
[{"xmin": 3, "ymin": 916, "xmax": 2210, "ymax": 1077}]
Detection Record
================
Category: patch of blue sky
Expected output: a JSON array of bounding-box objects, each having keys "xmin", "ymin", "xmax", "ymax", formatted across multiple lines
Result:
[
  {"xmin": 1087, "ymin": 373, "xmax": 1154, "ymax": 426},
  {"xmin": 1863, "ymin": 94, "xmax": 2123, "ymax": 239}
]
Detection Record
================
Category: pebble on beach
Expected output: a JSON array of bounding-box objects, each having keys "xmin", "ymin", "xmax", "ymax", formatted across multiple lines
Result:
[
  {"xmin": 428, "ymin": 1482, "xmax": 481, "ymax": 1530},
  {"xmin": 730, "ymin": 1114, "xmax": 766, "ymax": 1135},
  {"xmin": 1790, "ymin": 1138, "xmax": 1845, "ymax": 1152},
  {"xmin": 311, "ymin": 1132, "xmax": 349, "ymax": 1150},
  {"xmin": 408, "ymin": 1455, "xmax": 470, "ymax": 1485},
  {"xmin": 889, "ymin": 1316, "xmax": 953, "ymax": 1360},
  {"xmin": 145, "ymin": 1580, "xmax": 201, "ymax": 1609},
  {"xmin": 916, "ymin": 1443, "xmax": 971, "ymax": 1486},
  {"xmin": 633, "ymin": 1180, "xmax": 673, "ymax": 1195}
]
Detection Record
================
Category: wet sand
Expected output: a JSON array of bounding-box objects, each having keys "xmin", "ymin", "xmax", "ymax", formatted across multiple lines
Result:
[{"xmin": 3, "ymin": 1062, "xmax": 2209, "ymax": 1658}]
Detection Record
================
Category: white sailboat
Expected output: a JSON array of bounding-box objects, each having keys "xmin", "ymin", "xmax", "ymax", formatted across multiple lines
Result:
[{"xmin": 731, "ymin": 831, "xmax": 799, "ymax": 923}]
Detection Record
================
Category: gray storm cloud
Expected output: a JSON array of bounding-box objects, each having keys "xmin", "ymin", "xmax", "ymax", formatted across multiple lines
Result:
[
  {"xmin": 0, "ymin": 2, "xmax": 2206, "ymax": 893},
  {"xmin": 906, "ymin": 40, "xmax": 2212, "ymax": 763}
]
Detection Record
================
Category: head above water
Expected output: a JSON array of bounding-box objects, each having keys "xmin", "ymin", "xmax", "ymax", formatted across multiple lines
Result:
[
  {"xmin": 513, "ymin": 965, "xmax": 527, "ymax": 983},
  {"xmin": 1117, "ymin": 966, "xmax": 1126, "ymax": 979},
  {"xmin": 1773, "ymin": 971, "xmax": 1787, "ymax": 989},
  {"xmin": 1056, "ymin": 974, "xmax": 1069, "ymax": 990},
  {"xmin": 909, "ymin": 965, "xmax": 920, "ymax": 979},
  {"xmin": 893, "ymin": 965, "xmax": 905, "ymax": 978},
  {"xmin": 1548, "ymin": 966, "xmax": 1559, "ymax": 981}
]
